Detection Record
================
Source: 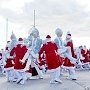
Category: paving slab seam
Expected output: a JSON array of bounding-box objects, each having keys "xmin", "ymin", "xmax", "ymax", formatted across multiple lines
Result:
[{"xmin": 73, "ymin": 81, "xmax": 90, "ymax": 90}]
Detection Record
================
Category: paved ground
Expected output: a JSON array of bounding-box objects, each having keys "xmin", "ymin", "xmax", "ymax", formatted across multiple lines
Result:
[{"xmin": 0, "ymin": 70, "xmax": 90, "ymax": 90}]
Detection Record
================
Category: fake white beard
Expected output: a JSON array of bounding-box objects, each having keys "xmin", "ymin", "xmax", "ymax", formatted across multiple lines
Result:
[
  {"xmin": 66, "ymin": 35, "xmax": 71, "ymax": 40},
  {"xmin": 46, "ymin": 38, "xmax": 51, "ymax": 42},
  {"xmin": 16, "ymin": 41, "xmax": 23, "ymax": 45}
]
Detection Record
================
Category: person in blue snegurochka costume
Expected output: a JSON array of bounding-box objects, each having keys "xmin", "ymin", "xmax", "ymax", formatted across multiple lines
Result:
[
  {"xmin": 20, "ymin": 26, "xmax": 43, "ymax": 79},
  {"xmin": 10, "ymin": 32, "xmax": 17, "ymax": 50},
  {"xmin": 54, "ymin": 28, "xmax": 77, "ymax": 65}
]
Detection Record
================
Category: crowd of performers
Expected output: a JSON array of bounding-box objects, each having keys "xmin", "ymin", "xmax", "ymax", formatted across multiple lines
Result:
[{"xmin": 0, "ymin": 27, "xmax": 90, "ymax": 84}]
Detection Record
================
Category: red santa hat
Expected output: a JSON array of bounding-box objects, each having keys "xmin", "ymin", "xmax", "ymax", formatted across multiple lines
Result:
[
  {"xmin": 17, "ymin": 38, "xmax": 23, "ymax": 44},
  {"xmin": 45, "ymin": 35, "xmax": 51, "ymax": 43},
  {"xmin": 18, "ymin": 38, "xmax": 23, "ymax": 41},
  {"xmin": 5, "ymin": 41, "xmax": 11, "ymax": 51},
  {"xmin": 46, "ymin": 35, "xmax": 51, "ymax": 38},
  {"xmin": 67, "ymin": 31, "xmax": 71, "ymax": 36},
  {"xmin": 66, "ymin": 31, "xmax": 71, "ymax": 39}
]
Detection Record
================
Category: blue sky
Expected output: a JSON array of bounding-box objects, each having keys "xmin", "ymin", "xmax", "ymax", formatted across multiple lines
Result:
[{"xmin": 0, "ymin": 0, "xmax": 90, "ymax": 49}]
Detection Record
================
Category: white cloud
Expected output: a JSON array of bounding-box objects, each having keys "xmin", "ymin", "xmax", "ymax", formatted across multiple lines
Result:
[
  {"xmin": 0, "ymin": 15, "xmax": 5, "ymax": 23},
  {"xmin": 76, "ymin": 0, "xmax": 90, "ymax": 12},
  {"xmin": 1, "ymin": 0, "xmax": 33, "ymax": 13},
  {"xmin": 0, "ymin": 0, "xmax": 90, "ymax": 49}
]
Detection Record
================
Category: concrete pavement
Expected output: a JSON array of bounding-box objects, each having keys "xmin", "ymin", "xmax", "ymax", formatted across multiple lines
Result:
[{"xmin": 0, "ymin": 70, "xmax": 90, "ymax": 90}]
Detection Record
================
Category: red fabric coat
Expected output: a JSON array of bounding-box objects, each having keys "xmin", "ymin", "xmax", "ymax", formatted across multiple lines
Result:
[
  {"xmin": 63, "ymin": 40, "xmax": 75, "ymax": 67},
  {"xmin": 87, "ymin": 49, "xmax": 90, "ymax": 61},
  {"xmin": 4, "ymin": 47, "xmax": 14, "ymax": 68},
  {"xmin": 39, "ymin": 42, "xmax": 61, "ymax": 69},
  {"xmin": 4, "ymin": 58, "xmax": 14, "ymax": 68},
  {"xmin": 81, "ymin": 49, "xmax": 89, "ymax": 63},
  {"xmin": 10, "ymin": 44, "xmax": 27, "ymax": 70}
]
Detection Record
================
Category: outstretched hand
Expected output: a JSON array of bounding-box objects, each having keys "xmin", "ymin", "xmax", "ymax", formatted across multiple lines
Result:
[{"xmin": 20, "ymin": 59, "xmax": 25, "ymax": 64}]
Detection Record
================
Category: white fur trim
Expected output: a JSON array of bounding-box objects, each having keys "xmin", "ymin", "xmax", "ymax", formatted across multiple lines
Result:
[
  {"xmin": 66, "ymin": 35, "xmax": 71, "ymax": 39},
  {"xmin": 4, "ymin": 67, "xmax": 14, "ymax": 71},
  {"xmin": 57, "ymin": 47, "xmax": 67, "ymax": 54},
  {"xmin": 21, "ymin": 51, "xmax": 29, "ymax": 63}
]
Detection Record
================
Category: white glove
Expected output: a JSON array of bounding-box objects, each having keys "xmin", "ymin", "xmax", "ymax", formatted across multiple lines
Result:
[{"xmin": 20, "ymin": 59, "xmax": 25, "ymax": 64}]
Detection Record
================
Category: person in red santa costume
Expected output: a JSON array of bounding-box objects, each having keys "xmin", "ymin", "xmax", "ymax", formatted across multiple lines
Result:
[
  {"xmin": 63, "ymin": 31, "xmax": 77, "ymax": 80},
  {"xmin": 87, "ymin": 48, "xmax": 90, "ymax": 62},
  {"xmin": 80, "ymin": 45, "xmax": 90, "ymax": 69},
  {"xmin": 4, "ymin": 41, "xmax": 14, "ymax": 82},
  {"xmin": 0, "ymin": 49, "xmax": 5, "ymax": 74},
  {"xmin": 10, "ymin": 38, "xmax": 27, "ymax": 84},
  {"xmin": 39, "ymin": 35, "xmax": 62, "ymax": 84}
]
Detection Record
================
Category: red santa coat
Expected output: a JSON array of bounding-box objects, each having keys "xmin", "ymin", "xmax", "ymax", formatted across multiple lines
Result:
[
  {"xmin": 4, "ymin": 58, "xmax": 14, "ymax": 68},
  {"xmin": 4, "ymin": 47, "xmax": 14, "ymax": 69},
  {"xmin": 63, "ymin": 40, "xmax": 75, "ymax": 67},
  {"xmin": 39, "ymin": 51, "xmax": 46, "ymax": 66},
  {"xmin": 39, "ymin": 42, "xmax": 61, "ymax": 70},
  {"xmin": 87, "ymin": 49, "xmax": 90, "ymax": 61},
  {"xmin": 81, "ymin": 49, "xmax": 89, "ymax": 63},
  {"xmin": 10, "ymin": 44, "xmax": 27, "ymax": 70}
]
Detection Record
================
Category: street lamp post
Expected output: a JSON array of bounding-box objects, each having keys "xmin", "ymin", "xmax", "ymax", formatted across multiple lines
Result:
[
  {"xmin": 6, "ymin": 18, "xmax": 8, "ymax": 43},
  {"xmin": 34, "ymin": 9, "xmax": 35, "ymax": 27}
]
